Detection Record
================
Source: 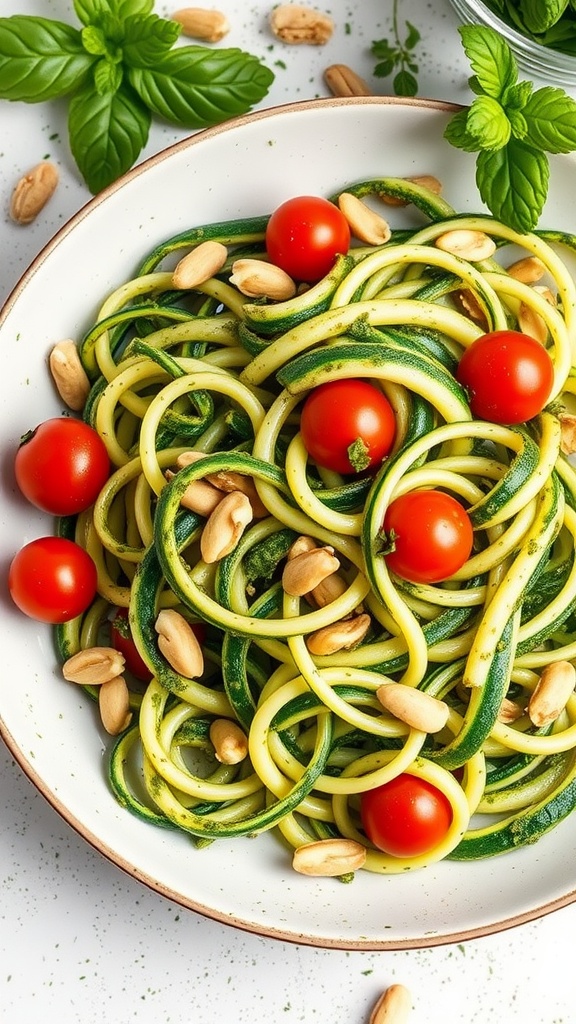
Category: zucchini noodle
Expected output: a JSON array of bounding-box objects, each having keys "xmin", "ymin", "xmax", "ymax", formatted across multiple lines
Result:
[{"xmin": 53, "ymin": 177, "xmax": 576, "ymax": 875}]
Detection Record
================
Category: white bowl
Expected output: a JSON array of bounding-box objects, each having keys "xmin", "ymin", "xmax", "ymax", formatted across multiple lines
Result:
[{"xmin": 2, "ymin": 96, "xmax": 576, "ymax": 950}]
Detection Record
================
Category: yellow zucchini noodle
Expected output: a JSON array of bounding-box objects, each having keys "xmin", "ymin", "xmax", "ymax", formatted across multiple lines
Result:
[{"xmin": 55, "ymin": 177, "xmax": 576, "ymax": 874}]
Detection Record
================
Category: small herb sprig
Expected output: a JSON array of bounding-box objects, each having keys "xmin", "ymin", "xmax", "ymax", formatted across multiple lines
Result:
[
  {"xmin": 371, "ymin": 0, "xmax": 420, "ymax": 97},
  {"xmin": 445, "ymin": 25, "xmax": 576, "ymax": 233},
  {"xmin": 0, "ymin": 0, "xmax": 274, "ymax": 194}
]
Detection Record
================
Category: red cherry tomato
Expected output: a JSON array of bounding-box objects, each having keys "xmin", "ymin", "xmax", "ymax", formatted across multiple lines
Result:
[
  {"xmin": 383, "ymin": 489, "xmax": 473, "ymax": 584},
  {"xmin": 300, "ymin": 379, "xmax": 396, "ymax": 474},
  {"xmin": 456, "ymin": 329, "xmax": 554, "ymax": 424},
  {"xmin": 110, "ymin": 608, "xmax": 153, "ymax": 682},
  {"xmin": 14, "ymin": 417, "xmax": 110, "ymax": 516},
  {"xmin": 265, "ymin": 195, "xmax": 350, "ymax": 282},
  {"xmin": 360, "ymin": 773, "xmax": 453, "ymax": 858},
  {"xmin": 9, "ymin": 537, "xmax": 98, "ymax": 624}
]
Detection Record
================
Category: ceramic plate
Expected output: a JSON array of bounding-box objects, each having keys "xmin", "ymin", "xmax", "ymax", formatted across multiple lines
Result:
[{"xmin": 2, "ymin": 97, "xmax": 576, "ymax": 950}]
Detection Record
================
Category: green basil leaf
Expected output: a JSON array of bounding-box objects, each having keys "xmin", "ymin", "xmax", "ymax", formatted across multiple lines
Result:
[
  {"xmin": 519, "ymin": 0, "xmax": 569, "ymax": 33},
  {"xmin": 393, "ymin": 69, "xmax": 418, "ymax": 97},
  {"xmin": 82, "ymin": 25, "xmax": 110, "ymax": 56},
  {"xmin": 443, "ymin": 108, "xmax": 481, "ymax": 152},
  {"xmin": 93, "ymin": 56, "xmax": 123, "ymax": 94},
  {"xmin": 523, "ymin": 86, "xmax": 576, "ymax": 154},
  {"xmin": 73, "ymin": 0, "xmax": 153, "ymax": 23},
  {"xmin": 458, "ymin": 25, "xmax": 517, "ymax": 99},
  {"xmin": 68, "ymin": 79, "xmax": 150, "ymax": 193},
  {"xmin": 476, "ymin": 141, "xmax": 549, "ymax": 233},
  {"xmin": 122, "ymin": 14, "xmax": 181, "ymax": 67},
  {"xmin": 128, "ymin": 46, "xmax": 273, "ymax": 128},
  {"xmin": 466, "ymin": 95, "xmax": 510, "ymax": 149},
  {"xmin": 0, "ymin": 15, "xmax": 93, "ymax": 101}
]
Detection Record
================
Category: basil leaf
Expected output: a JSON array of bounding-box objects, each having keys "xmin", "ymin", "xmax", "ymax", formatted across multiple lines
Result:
[
  {"xmin": 466, "ymin": 95, "xmax": 510, "ymax": 150},
  {"xmin": 523, "ymin": 87, "xmax": 576, "ymax": 154},
  {"xmin": 443, "ymin": 109, "xmax": 481, "ymax": 152},
  {"xmin": 0, "ymin": 16, "xmax": 94, "ymax": 101},
  {"xmin": 122, "ymin": 14, "xmax": 181, "ymax": 67},
  {"xmin": 82, "ymin": 25, "xmax": 111, "ymax": 56},
  {"xmin": 73, "ymin": 0, "xmax": 153, "ymax": 23},
  {"xmin": 68, "ymin": 80, "xmax": 150, "ymax": 193},
  {"xmin": 93, "ymin": 56, "xmax": 123, "ymax": 95},
  {"xmin": 519, "ymin": 0, "xmax": 569, "ymax": 33},
  {"xmin": 128, "ymin": 46, "xmax": 273, "ymax": 128},
  {"xmin": 476, "ymin": 141, "xmax": 549, "ymax": 233},
  {"xmin": 459, "ymin": 25, "xmax": 517, "ymax": 99}
]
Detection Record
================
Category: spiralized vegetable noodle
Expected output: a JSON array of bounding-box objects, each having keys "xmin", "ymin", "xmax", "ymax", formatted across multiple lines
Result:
[{"xmin": 54, "ymin": 177, "xmax": 576, "ymax": 874}]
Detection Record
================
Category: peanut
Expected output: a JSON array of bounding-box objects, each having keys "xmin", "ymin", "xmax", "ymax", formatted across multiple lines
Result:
[
  {"xmin": 369, "ymin": 984, "xmax": 412, "ymax": 1024},
  {"xmin": 49, "ymin": 340, "xmax": 91, "ymax": 411},
  {"xmin": 506, "ymin": 255, "xmax": 546, "ymax": 284},
  {"xmin": 287, "ymin": 535, "xmax": 317, "ymax": 560},
  {"xmin": 270, "ymin": 4, "xmax": 334, "ymax": 45},
  {"xmin": 379, "ymin": 175, "xmax": 442, "ymax": 207},
  {"xmin": 376, "ymin": 683, "xmax": 449, "ymax": 733},
  {"xmin": 155, "ymin": 608, "xmax": 204, "ymax": 678},
  {"xmin": 497, "ymin": 697, "xmax": 524, "ymax": 724},
  {"xmin": 230, "ymin": 258, "xmax": 296, "ymax": 300},
  {"xmin": 527, "ymin": 660, "xmax": 576, "ymax": 728},
  {"xmin": 62, "ymin": 647, "xmax": 126, "ymax": 686},
  {"xmin": 559, "ymin": 412, "xmax": 576, "ymax": 455},
  {"xmin": 99, "ymin": 675, "xmax": 132, "ymax": 735},
  {"xmin": 209, "ymin": 718, "xmax": 249, "ymax": 764},
  {"xmin": 518, "ymin": 301, "xmax": 548, "ymax": 345},
  {"xmin": 292, "ymin": 838, "xmax": 366, "ymax": 876},
  {"xmin": 200, "ymin": 490, "xmax": 253, "ymax": 563},
  {"xmin": 305, "ymin": 612, "xmax": 371, "ymax": 656},
  {"xmin": 165, "ymin": 466, "xmax": 223, "ymax": 516},
  {"xmin": 172, "ymin": 7, "xmax": 229, "ymax": 42},
  {"xmin": 338, "ymin": 192, "xmax": 391, "ymax": 246},
  {"xmin": 10, "ymin": 161, "xmax": 59, "ymax": 224},
  {"xmin": 282, "ymin": 546, "xmax": 340, "ymax": 597},
  {"xmin": 324, "ymin": 63, "xmax": 371, "ymax": 97},
  {"xmin": 203, "ymin": 467, "xmax": 269, "ymax": 518},
  {"xmin": 172, "ymin": 240, "xmax": 228, "ymax": 289},
  {"xmin": 435, "ymin": 228, "xmax": 496, "ymax": 261},
  {"xmin": 307, "ymin": 571, "xmax": 348, "ymax": 608}
]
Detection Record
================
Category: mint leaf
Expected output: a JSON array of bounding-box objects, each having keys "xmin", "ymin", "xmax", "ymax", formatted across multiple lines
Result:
[
  {"xmin": 443, "ymin": 108, "xmax": 482, "ymax": 152},
  {"xmin": 466, "ymin": 95, "xmax": 510, "ymax": 149},
  {"xmin": 476, "ymin": 140, "xmax": 549, "ymax": 233},
  {"xmin": 122, "ymin": 14, "xmax": 181, "ymax": 67},
  {"xmin": 507, "ymin": 108, "xmax": 528, "ymax": 141},
  {"xmin": 459, "ymin": 24, "xmax": 517, "ymax": 99},
  {"xmin": 523, "ymin": 87, "xmax": 576, "ymax": 154},
  {"xmin": 68, "ymin": 80, "xmax": 150, "ymax": 192},
  {"xmin": 0, "ymin": 16, "xmax": 93, "ymax": 101},
  {"xmin": 502, "ymin": 80, "xmax": 533, "ymax": 110},
  {"xmin": 128, "ymin": 46, "xmax": 274, "ymax": 128},
  {"xmin": 520, "ymin": 0, "xmax": 569, "ymax": 33},
  {"xmin": 393, "ymin": 68, "xmax": 418, "ymax": 97}
]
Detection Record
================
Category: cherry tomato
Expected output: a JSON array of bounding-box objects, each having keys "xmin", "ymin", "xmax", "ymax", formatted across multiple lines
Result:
[
  {"xmin": 15, "ymin": 417, "xmax": 110, "ymax": 516},
  {"xmin": 9, "ymin": 536, "xmax": 98, "ymax": 624},
  {"xmin": 300, "ymin": 379, "xmax": 396, "ymax": 474},
  {"xmin": 383, "ymin": 489, "xmax": 473, "ymax": 584},
  {"xmin": 265, "ymin": 195, "xmax": 350, "ymax": 282},
  {"xmin": 456, "ymin": 329, "xmax": 554, "ymax": 424},
  {"xmin": 360, "ymin": 773, "xmax": 453, "ymax": 858},
  {"xmin": 110, "ymin": 608, "xmax": 153, "ymax": 682}
]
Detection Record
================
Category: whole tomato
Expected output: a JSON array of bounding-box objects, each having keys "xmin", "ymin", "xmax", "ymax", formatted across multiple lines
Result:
[
  {"xmin": 382, "ymin": 489, "xmax": 473, "ymax": 584},
  {"xmin": 15, "ymin": 417, "xmax": 110, "ymax": 516},
  {"xmin": 456, "ymin": 329, "xmax": 554, "ymax": 424},
  {"xmin": 361, "ymin": 773, "xmax": 453, "ymax": 857},
  {"xmin": 265, "ymin": 195, "xmax": 350, "ymax": 282},
  {"xmin": 300, "ymin": 379, "xmax": 396, "ymax": 474},
  {"xmin": 9, "ymin": 536, "xmax": 98, "ymax": 623}
]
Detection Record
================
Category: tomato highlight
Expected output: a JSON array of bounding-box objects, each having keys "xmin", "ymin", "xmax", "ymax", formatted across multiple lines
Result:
[
  {"xmin": 360, "ymin": 773, "xmax": 453, "ymax": 858},
  {"xmin": 300, "ymin": 379, "xmax": 396, "ymax": 474},
  {"xmin": 14, "ymin": 417, "xmax": 110, "ymax": 516},
  {"xmin": 456, "ymin": 329, "xmax": 554, "ymax": 424},
  {"xmin": 265, "ymin": 195, "xmax": 350, "ymax": 282},
  {"xmin": 382, "ymin": 489, "xmax": 473, "ymax": 584},
  {"xmin": 9, "ymin": 536, "xmax": 98, "ymax": 624}
]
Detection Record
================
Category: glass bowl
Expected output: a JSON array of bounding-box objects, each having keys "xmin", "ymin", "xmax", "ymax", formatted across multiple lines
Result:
[{"xmin": 448, "ymin": 0, "xmax": 576, "ymax": 85}]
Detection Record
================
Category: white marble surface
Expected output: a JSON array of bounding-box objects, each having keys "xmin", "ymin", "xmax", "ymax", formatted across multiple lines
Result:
[{"xmin": 1, "ymin": 1, "xmax": 576, "ymax": 1021}]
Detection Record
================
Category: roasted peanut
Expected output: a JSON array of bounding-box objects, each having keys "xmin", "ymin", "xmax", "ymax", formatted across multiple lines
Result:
[
  {"xmin": 10, "ymin": 161, "xmax": 59, "ymax": 224},
  {"xmin": 506, "ymin": 255, "xmax": 546, "ymax": 284},
  {"xmin": 369, "ymin": 984, "xmax": 412, "ymax": 1024},
  {"xmin": 99, "ymin": 676, "xmax": 132, "ymax": 735},
  {"xmin": 155, "ymin": 608, "xmax": 204, "ymax": 678},
  {"xmin": 230, "ymin": 258, "xmax": 296, "ymax": 300},
  {"xmin": 172, "ymin": 240, "xmax": 228, "ymax": 289},
  {"xmin": 435, "ymin": 228, "xmax": 496, "ymax": 261},
  {"xmin": 324, "ymin": 63, "xmax": 371, "ymax": 96},
  {"xmin": 376, "ymin": 683, "xmax": 450, "ymax": 733},
  {"xmin": 282, "ymin": 546, "xmax": 340, "ymax": 597},
  {"xmin": 292, "ymin": 838, "xmax": 366, "ymax": 876},
  {"xmin": 270, "ymin": 4, "xmax": 334, "ymax": 44},
  {"xmin": 338, "ymin": 192, "xmax": 391, "ymax": 246},
  {"xmin": 210, "ymin": 718, "xmax": 249, "ymax": 764},
  {"xmin": 527, "ymin": 661, "xmax": 576, "ymax": 728},
  {"xmin": 63, "ymin": 647, "xmax": 126, "ymax": 686},
  {"xmin": 49, "ymin": 340, "xmax": 91, "ymax": 411},
  {"xmin": 200, "ymin": 490, "xmax": 253, "ymax": 563},
  {"xmin": 559, "ymin": 412, "xmax": 576, "ymax": 455},
  {"xmin": 172, "ymin": 7, "xmax": 229, "ymax": 42},
  {"xmin": 305, "ymin": 612, "xmax": 370, "ymax": 656}
]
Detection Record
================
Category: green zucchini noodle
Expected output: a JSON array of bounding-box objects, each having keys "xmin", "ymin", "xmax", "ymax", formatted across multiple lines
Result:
[{"xmin": 52, "ymin": 176, "xmax": 576, "ymax": 874}]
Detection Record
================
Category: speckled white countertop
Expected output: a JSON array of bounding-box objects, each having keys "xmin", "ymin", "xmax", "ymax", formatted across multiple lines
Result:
[{"xmin": 2, "ymin": 2, "xmax": 576, "ymax": 1021}]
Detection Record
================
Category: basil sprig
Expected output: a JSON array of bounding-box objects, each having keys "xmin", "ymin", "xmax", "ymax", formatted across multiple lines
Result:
[
  {"xmin": 0, "ymin": 0, "xmax": 274, "ymax": 193},
  {"xmin": 445, "ymin": 25, "xmax": 576, "ymax": 233}
]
